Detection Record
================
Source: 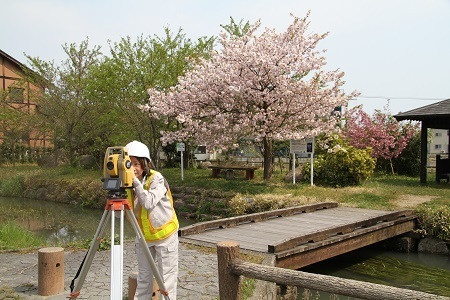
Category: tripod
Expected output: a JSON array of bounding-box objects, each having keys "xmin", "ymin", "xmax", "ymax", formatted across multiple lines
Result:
[{"xmin": 69, "ymin": 195, "xmax": 170, "ymax": 300}]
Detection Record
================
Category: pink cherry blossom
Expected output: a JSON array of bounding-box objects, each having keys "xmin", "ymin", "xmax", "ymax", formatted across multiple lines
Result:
[
  {"xmin": 145, "ymin": 12, "xmax": 358, "ymax": 178},
  {"xmin": 343, "ymin": 105, "xmax": 419, "ymax": 174}
]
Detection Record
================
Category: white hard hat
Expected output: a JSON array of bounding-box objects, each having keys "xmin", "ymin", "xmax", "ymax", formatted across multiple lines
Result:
[{"xmin": 125, "ymin": 140, "xmax": 151, "ymax": 161}]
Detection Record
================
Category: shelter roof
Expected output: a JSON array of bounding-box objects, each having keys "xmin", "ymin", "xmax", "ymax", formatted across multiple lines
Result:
[{"xmin": 394, "ymin": 98, "xmax": 450, "ymax": 121}]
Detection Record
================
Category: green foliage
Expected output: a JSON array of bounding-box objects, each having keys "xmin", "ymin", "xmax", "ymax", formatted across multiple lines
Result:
[
  {"xmin": 229, "ymin": 193, "xmax": 248, "ymax": 216},
  {"xmin": 220, "ymin": 17, "xmax": 251, "ymax": 37},
  {"xmin": 303, "ymin": 141, "xmax": 376, "ymax": 187},
  {"xmin": 228, "ymin": 193, "xmax": 309, "ymax": 216},
  {"xmin": 0, "ymin": 176, "xmax": 25, "ymax": 197},
  {"xmin": 23, "ymin": 29, "xmax": 214, "ymax": 168},
  {"xmin": 0, "ymin": 221, "xmax": 44, "ymax": 251},
  {"xmin": 392, "ymin": 130, "xmax": 421, "ymax": 176},
  {"xmin": 241, "ymin": 277, "xmax": 255, "ymax": 300},
  {"xmin": 246, "ymin": 197, "xmax": 280, "ymax": 214},
  {"xmin": 87, "ymin": 30, "xmax": 215, "ymax": 167},
  {"xmin": 415, "ymin": 204, "xmax": 450, "ymax": 241}
]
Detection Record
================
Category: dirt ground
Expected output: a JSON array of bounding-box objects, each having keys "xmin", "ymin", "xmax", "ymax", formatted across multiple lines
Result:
[{"xmin": 390, "ymin": 194, "xmax": 439, "ymax": 209}]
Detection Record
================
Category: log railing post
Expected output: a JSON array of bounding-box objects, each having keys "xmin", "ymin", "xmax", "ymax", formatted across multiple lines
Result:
[{"xmin": 217, "ymin": 241, "xmax": 241, "ymax": 300}]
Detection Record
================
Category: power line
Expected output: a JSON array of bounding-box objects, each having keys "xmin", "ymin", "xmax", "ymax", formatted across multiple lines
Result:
[{"xmin": 357, "ymin": 95, "xmax": 446, "ymax": 101}]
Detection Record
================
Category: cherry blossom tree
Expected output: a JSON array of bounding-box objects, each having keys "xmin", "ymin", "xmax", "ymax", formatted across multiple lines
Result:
[
  {"xmin": 145, "ymin": 13, "xmax": 357, "ymax": 179},
  {"xmin": 344, "ymin": 105, "xmax": 419, "ymax": 175}
]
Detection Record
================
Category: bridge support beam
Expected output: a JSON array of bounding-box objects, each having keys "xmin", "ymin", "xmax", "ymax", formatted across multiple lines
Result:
[{"xmin": 276, "ymin": 219, "xmax": 415, "ymax": 269}]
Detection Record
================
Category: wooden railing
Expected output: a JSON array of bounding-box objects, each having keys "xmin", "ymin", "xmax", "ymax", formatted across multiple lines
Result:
[{"xmin": 217, "ymin": 241, "xmax": 450, "ymax": 300}]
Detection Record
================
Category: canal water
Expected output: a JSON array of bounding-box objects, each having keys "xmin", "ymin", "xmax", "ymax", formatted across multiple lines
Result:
[
  {"xmin": 0, "ymin": 196, "xmax": 196, "ymax": 245},
  {"xmin": 1, "ymin": 197, "xmax": 449, "ymax": 297},
  {"xmin": 299, "ymin": 246, "xmax": 450, "ymax": 299}
]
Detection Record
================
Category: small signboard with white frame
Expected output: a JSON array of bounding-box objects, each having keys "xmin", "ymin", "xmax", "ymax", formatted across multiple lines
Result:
[{"xmin": 290, "ymin": 137, "xmax": 314, "ymax": 186}]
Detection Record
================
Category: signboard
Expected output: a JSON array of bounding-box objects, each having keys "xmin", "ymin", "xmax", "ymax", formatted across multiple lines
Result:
[
  {"xmin": 290, "ymin": 137, "xmax": 315, "ymax": 186},
  {"xmin": 290, "ymin": 138, "xmax": 314, "ymax": 154},
  {"xmin": 176, "ymin": 142, "xmax": 185, "ymax": 152}
]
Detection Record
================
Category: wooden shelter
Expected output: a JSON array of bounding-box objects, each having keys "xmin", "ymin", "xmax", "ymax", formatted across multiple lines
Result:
[{"xmin": 394, "ymin": 99, "xmax": 450, "ymax": 183}]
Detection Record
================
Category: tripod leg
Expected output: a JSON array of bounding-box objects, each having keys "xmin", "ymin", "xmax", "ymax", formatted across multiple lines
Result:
[
  {"xmin": 125, "ymin": 209, "xmax": 171, "ymax": 300},
  {"xmin": 70, "ymin": 209, "xmax": 111, "ymax": 299},
  {"xmin": 110, "ymin": 209, "xmax": 124, "ymax": 299}
]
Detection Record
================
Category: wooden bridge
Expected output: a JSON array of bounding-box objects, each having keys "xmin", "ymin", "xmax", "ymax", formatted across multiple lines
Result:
[{"xmin": 178, "ymin": 202, "xmax": 416, "ymax": 269}]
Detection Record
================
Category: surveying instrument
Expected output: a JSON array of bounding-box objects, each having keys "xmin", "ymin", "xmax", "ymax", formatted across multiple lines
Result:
[{"xmin": 69, "ymin": 147, "xmax": 170, "ymax": 300}]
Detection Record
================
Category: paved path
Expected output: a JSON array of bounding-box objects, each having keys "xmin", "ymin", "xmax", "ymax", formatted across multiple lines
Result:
[{"xmin": 0, "ymin": 241, "xmax": 219, "ymax": 299}]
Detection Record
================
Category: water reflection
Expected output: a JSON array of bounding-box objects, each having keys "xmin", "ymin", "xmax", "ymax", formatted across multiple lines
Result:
[
  {"xmin": 299, "ymin": 246, "xmax": 450, "ymax": 299},
  {"xmin": 0, "ymin": 197, "xmax": 195, "ymax": 245}
]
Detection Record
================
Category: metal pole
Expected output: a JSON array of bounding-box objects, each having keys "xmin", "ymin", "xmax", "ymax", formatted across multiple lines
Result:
[
  {"xmin": 180, "ymin": 150, "xmax": 184, "ymax": 181},
  {"xmin": 292, "ymin": 153, "xmax": 296, "ymax": 185}
]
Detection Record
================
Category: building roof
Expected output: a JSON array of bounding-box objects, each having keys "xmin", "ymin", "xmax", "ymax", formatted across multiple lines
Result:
[
  {"xmin": 0, "ymin": 49, "xmax": 35, "ymax": 77},
  {"xmin": 1, "ymin": 49, "xmax": 26, "ymax": 68},
  {"xmin": 394, "ymin": 98, "xmax": 450, "ymax": 121}
]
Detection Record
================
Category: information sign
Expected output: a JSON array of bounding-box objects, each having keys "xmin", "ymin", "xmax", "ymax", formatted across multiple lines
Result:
[
  {"xmin": 176, "ymin": 142, "xmax": 185, "ymax": 152},
  {"xmin": 290, "ymin": 138, "xmax": 314, "ymax": 154}
]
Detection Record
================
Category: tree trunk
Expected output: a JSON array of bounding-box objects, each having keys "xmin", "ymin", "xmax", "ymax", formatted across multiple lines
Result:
[
  {"xmin": 263, "ymin": 137, "xmax": 273, "ymax": 180},
  {"xmin": 389, "ymin": 158, "xmax": 395, "ymax": 175}
]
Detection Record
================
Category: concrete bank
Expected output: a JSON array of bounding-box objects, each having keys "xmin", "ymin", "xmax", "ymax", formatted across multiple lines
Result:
[{"xmin": 0, "ymin": 241, "xmax": 219, "ymax": 300}]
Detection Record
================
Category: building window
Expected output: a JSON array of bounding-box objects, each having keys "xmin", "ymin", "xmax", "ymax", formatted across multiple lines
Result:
[
  {"xmin": 435, "ymin": 144, "xmax": 442, "ymax": 150},
  {"xmin": 435, "ymin": 132, "xmax": 443, "ymax": 137},
  {"xmin": 9, "ymin": 87, "xmax": 24, "ymax": 103}
]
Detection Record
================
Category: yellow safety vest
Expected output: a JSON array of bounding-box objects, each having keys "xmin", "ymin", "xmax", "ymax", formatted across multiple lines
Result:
[{"xmin": 127, "ymin": 170, "xmax": 179, "ymax": 242}]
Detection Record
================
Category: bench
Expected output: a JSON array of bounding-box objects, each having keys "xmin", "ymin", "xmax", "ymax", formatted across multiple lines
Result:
[
  {"xmin": 208, "ymin": 165, "xmax": 258, "ymax": 180},
  {"xmin": 436, "ymin": 154, "xmax": 450, "ymax": 184}
]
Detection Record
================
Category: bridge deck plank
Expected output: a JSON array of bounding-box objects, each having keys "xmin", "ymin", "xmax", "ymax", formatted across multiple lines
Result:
[{"xmin": 179, "ymin": 204, "xmax": 415, "ymax": 264}]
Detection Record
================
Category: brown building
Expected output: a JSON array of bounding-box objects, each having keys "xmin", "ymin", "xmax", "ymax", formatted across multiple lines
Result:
[{"xmin": 0, "ymin": 49, "xmax": 51, "ymax": 148}]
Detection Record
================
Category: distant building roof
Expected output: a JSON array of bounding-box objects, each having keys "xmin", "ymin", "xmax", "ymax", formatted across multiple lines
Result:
[
  {"xmin": 394, "ymin": 98, "xmax": 450, "ymax": 121},
  {"xmin": 0, "ymin": 49, "xmax": 33, "ymax": 75}
]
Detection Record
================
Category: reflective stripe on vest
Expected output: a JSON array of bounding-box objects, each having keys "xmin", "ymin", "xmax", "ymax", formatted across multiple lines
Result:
[{"xmin": 126, "ymin": 170, "xmax": 179, "ymax": 241}]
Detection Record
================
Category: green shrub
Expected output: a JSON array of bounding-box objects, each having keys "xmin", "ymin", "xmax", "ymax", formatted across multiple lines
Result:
[
  {"xmin": 303, "ymin": 141, "xmax": 375, "ymax": 187},
  {"xmin": 229, "ymin": 193, "xmax": 249, "ymax": 216},
  {"xmin": 228, "ymin": 193, "xmax": 308, "ymax": 216},
  {"xmin": 392, "ymin": 131, "xmax": 421, "ymax": 176},
  {"xmin": 415, "ymin": 205, "xmax": 450, "ymax": 241},
  {"xmin": 0, "ymin": 176, "xmax": 25, "ymax": 197}
]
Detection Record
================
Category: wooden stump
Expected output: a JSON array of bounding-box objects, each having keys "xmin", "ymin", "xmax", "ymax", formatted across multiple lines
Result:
[
  {"xmin": 217, "ymin": 241, "xmax": 241, "ymax": 300},
  {"xmin": 128, "ymin": 272, "xmax": 159, "ymax": 300},
  {"xmin": 38, "ymin": 247, "xmax": 64, "ymax": 296}
]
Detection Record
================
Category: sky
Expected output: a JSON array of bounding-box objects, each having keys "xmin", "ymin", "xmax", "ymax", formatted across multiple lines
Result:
[{"xmin": 2, "ymin": 0, "xmax": 450, "ymax": 115}]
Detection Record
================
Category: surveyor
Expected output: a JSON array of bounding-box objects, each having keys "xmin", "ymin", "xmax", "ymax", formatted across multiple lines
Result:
[{"xmin": 125, "ymin": 140, "xmax": 179, "ymax": 300}]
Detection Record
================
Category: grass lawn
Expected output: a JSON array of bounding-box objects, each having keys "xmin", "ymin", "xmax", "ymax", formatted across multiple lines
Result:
[{"xmin": 161, "ymin": 167, "xmax": 450, "ymax": 210}]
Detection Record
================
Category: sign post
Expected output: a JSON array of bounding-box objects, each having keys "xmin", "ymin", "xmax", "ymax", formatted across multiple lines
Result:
[
  {"xmin": 290, "ymin": 140, "xmax": 300, "ymax": 184},
  {"xmin": 290, "ymin": 137, "xmax": 314, "ymax": 186},
  {"xmin": 176, "ymin": 142, "xmax": 185, "ymax": 181}
]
